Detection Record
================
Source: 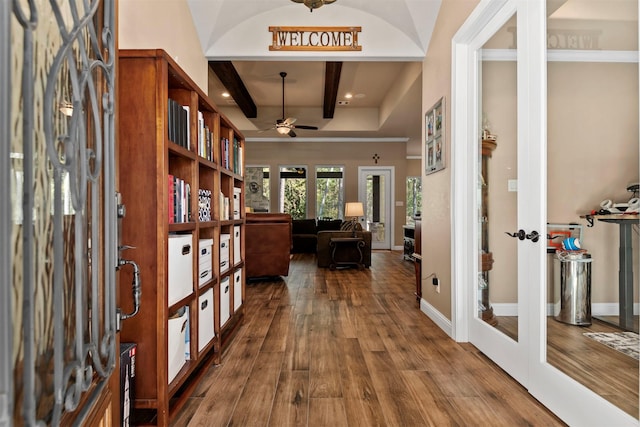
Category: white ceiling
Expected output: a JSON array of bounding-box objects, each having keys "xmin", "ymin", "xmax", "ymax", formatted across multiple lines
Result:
[{"xmin": 188, "ymin": 0, "xmax": 442, "ymax": 155}]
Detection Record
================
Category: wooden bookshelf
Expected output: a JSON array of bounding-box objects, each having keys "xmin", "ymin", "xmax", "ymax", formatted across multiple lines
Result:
[{"xmin": 117, "ymin": 49, "xmax": 245, "ymax": 426}]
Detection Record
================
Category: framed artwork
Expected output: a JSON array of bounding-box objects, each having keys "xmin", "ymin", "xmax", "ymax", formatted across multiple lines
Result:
[{"xmin": 425, "ymin": 97, "xmax": 445, "ymax": 175}]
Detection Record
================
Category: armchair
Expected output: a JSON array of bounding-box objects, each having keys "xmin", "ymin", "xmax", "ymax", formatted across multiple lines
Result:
[{"xmin": 245, "ymin": 213, "xmax": 292, "ymax": 279}]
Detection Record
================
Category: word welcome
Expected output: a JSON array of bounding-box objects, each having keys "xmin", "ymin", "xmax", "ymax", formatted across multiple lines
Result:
[{"xmin": 269, "ymin": 26, "xmax": 362, "ymax": 51}]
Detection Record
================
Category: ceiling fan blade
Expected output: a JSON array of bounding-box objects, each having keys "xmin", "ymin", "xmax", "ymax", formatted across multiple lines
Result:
[
  {"xmin": 294, "ymin": 125, "xmax": 318, "ymax": 130},
  {"xmin": 288, "ymin": 129, "xmax": 297, "ymax": 137},
  {"xmin": 284, "ymin": 117, "xmax": 297, "ymax": 125}
]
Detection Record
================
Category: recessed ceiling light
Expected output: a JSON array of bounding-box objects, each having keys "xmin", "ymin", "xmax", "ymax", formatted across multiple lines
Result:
[
  {"xmin": 222, "ymin": 92, "xmax": 230, "ymax": 98},
  {"xmin": 344, "ymin": 93, "xmax": 353, "ymax": 99}
]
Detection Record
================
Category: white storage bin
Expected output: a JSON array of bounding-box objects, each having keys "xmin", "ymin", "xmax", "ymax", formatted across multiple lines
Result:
[
  {"xmin": 220, "ymin": 276, "xmax": 230, "ymax": 327},
  {"xmin": 233, "ymin": 187, "xmax": 242, "ymax": 219},
  {"xmin": 198, "ymin": 239, "xmax": 213, "ymax": 286},
  {"xmin": 233, "ymin": 226, "xmax": 241, "ymax": 265},
  {"xmin": 220, "ymin": 234, "xmax": 230, "ymax": 272},
  {"xmin": 198, "ymin": 288, "xmax": 215, "ymax": 352},
  {"xmin": 167, "ymin": 307, "xmax": 188, "ymax": 384},
  {"xmin": 233, "ymin": 269, "xmax": 243, "ymax": 312},
  {"xmin": 168, "ymin": 234, "xmax": 193, "ymax": 306}
]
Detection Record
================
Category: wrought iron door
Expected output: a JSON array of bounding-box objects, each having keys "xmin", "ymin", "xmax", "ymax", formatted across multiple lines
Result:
[{"xmin": 3, "ymin": 0, "xmax": 120, "ymax": 424}]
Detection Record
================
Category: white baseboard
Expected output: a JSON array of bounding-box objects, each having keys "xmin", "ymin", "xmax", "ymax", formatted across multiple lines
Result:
[
  {"xmin": 491, "ymin": 302, "xmax": 640, "ymax": 317},
  {"xmin": 419, "ymin": 298, "xmax": 453, "ymax": 338}
]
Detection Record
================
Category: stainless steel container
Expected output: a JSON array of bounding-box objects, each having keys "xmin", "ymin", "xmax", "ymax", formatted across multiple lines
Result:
[{"xmin": 553, "ymin": 251, "xmax": 592, "ymax": 326}]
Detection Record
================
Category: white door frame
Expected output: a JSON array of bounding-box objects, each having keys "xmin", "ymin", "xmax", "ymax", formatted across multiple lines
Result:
[
  {"xmin": 452, "ymin": 1, "xmax": 637, "ymax": 425},
  {"xmin": 358, "ymin": 166, "xmax": 394, "ymax": 250}
]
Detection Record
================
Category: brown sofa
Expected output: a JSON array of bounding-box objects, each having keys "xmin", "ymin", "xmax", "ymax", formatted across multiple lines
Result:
[
  {"xmin": 245, "ymin": 213, "xmax": 292, "ymax": 279},
  {"xmin": 291, "ymin": 218, "xmax": 343, "ymax": 253},
  {"xmin": 317, "ymin": 230, "xmax": 372, "ymax": 268}
]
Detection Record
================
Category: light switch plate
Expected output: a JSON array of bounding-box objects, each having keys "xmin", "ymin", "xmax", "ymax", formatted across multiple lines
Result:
[{"xmin": 508, "ymin": 179, "xmax": 518, "ymax": 192}]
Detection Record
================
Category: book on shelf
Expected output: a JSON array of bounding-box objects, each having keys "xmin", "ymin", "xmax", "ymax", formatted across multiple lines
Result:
[
  {"xmin": 220, "ymin": 137, "xmax": 230, "ymax": 170},
  {"xmin": 183, "ymin": 105, "xmax": 190, "ymax": 150},
  {"xmin": 198, "ymin": 188, "xmax": 212, "ymax": 222},
  {"xmin": 168, "ymin": 174, "xmax": 175, "ymax": 224},
  {"xmin": 167, "ymin": 98, "xmax": 190, "ymax": 149},
  {"xmin": 197, "ymin": 110, "xmax": 213, "ymax": 162},
  {"xmin": 168, "ymin": 175, "xmax": 192, "ymax": 223}
]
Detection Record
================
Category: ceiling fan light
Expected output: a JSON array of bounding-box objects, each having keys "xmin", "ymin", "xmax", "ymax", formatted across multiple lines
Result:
[
  {"xmin": 276, "ymin": 125, "xmax": 290, "ymax": 135},
  {"xmin": 291, "ymin": 0, "xmax": 336, "ymax": 12}
]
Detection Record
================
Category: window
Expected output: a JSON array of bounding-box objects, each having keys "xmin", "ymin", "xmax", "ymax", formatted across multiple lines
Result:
[
  {"xmin": 406, "ymin": 176, "xmax": 422, "ymax": 224},
  {"xmin": 316, "ymin": 166, "xmax": 344, "ymax": 219},
  {"xmin": 279, "ymin": 166, "xmax": 307, "ymax": 219},
  {"xmin": 245, "ymin": 166, "xmax": 270, "ymax": 212}
]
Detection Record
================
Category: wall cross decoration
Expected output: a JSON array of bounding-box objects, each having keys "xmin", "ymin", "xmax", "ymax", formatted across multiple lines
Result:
[{"xmin": 373, "ymin": 153, "xmax": 380, "ymax": 164}]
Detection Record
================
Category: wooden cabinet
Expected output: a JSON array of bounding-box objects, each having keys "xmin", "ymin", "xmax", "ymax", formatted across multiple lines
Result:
[{"xmin": 117, "ymin": 49, "xmax": 245, "ymax": 425}]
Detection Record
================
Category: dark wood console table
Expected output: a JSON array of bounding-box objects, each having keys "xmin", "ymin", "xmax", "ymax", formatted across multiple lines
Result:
[{"xmin": 329, "ymin": 237, "xmax": 365, "ymax": 270}]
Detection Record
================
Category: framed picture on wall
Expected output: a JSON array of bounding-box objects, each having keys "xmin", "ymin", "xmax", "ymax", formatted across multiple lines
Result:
[{"xmin": 425, "ymin": 97, "xmax": 445, "ymax": 175}]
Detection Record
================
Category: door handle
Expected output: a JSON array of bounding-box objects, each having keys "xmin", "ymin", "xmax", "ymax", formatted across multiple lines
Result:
[
  {"xmin": 505, "ymin": 229, "xmax": 540, "ymax": 242},
  {"xmin": 526, "ymin": 230, "xmax": 540, "ymax": 242},
  {"xmin": 505, "ymin": 229, "xmax": 526, "ymax": 240},
  {"xmin": 118, "ymin": 257, "xmax": 141, "ymax": 322}
]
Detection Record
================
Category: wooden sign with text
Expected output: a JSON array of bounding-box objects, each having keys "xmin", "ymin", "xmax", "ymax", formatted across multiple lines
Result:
[{"xmin": 269, "ymin": 26, "xmax": 362, "ymax": 51}]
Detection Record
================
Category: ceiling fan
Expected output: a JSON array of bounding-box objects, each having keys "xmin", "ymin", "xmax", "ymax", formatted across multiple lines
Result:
[{"xmin": 270, "ymin": 71, "xmax": 318, "ymax": 137}]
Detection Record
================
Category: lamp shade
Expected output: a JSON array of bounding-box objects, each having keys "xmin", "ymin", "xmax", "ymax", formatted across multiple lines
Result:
[{"xmin": 345, "ymin": 202, "xmax": 364, "ymax": 218}]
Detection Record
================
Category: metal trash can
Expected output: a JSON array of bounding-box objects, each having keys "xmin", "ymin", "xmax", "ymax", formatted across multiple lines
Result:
[{"xmin": 553, "ymin": 251, "xmax": 592, "ymax": 325}]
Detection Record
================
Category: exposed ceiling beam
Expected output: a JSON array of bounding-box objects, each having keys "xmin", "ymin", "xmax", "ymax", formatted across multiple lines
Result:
[
  {"xmin": 208, "ymin": 60, "xmax": 257, "ymax": 118},
  {"xmin": 323, "ymin": 61, "xmax": 342, "ymax": 119}
]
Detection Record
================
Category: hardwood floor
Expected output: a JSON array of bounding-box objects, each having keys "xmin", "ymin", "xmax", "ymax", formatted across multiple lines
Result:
[
  {"xmin": 495, "ymin": 315, "xmax": 639, "ymax": 418},
  {"xmin": 172, "ymin": 251, "xmax": 565, "ymax": 426}
]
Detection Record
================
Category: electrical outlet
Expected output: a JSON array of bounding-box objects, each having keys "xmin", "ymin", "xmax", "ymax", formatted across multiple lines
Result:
[{"xmin": 432, "ymin": 277, "xmax": 440, "ymax": 293}]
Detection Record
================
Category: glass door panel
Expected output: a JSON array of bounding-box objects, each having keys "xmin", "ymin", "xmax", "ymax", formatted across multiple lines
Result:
[
  {"xmin": 358, "ymin": 167, "xmax": 392, "ymax": 249},
  {"xmin": 480, "ymin": 15, "xmax": 519, "ymax": 341},
  {"xmin": 544, "ymin": 0, "xmax": 639, "ymax": 419}
]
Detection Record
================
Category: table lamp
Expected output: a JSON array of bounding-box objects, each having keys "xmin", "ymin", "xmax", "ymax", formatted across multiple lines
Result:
[{"xmin": 345, "ymin": 202, "xmax": 364, "ymax": 236}]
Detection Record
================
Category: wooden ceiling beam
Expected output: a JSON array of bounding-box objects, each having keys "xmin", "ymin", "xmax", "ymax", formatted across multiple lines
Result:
[
  {"xmin": 208, "ymin": 60, "xmax": 257, "ymax": 118},
  {"xmin": 323, "ymin": 61, "xmax": 342, "ymax": 119}
]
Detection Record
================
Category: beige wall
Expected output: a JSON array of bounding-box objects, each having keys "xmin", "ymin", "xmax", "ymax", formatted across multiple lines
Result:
[
  {"xmin": 118, "ymin": 0, "xmax": 208, "ymax": 91},
  {"xmin": 246, "ymin": 141, "xmax": 413, "ymax": 247},
  {"xmin": 406, "ymin": 158, "xmax": 422, "ymax": 177},
  {"xmin": 420, "ymin": 0, "xmax": 480, "ymax": 319}
]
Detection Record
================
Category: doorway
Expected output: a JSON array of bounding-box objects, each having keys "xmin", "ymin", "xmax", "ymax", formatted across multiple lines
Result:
[{"xmin": 358, "ymin": 167, "xmax": 394, "ymax": 250}]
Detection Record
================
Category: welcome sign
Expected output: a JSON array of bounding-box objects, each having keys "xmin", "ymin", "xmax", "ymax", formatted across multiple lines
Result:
[{"xmin": 269, "ymin": 26, "xmax": 362, "ymax": 51}]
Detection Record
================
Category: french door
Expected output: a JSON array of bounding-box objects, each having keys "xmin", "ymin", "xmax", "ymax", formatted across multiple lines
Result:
[
  {"xmin": 358, "ymin": 167, "xmax": 394, "ymax": 250},
  {"xmin": 453, "ymin": 0, "xmax": 638, "ymax": 425}
]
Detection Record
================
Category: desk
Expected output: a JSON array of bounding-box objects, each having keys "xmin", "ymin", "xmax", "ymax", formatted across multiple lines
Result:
[
  {"xmin": 329, "ymin": 237, "xmax": 365, "ymax": 270},
  {"xmin": 585, "ymin": 214, "xmax": 639, "ymax": 331}
]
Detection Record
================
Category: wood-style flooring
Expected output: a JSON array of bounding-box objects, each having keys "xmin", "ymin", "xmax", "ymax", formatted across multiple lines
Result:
[
  {"xmin": 171, "ymin": 251, "xmax": 567, "ymax": 426},
  {"xmin": 495, "ymin": 316, "xmax": 638, "ymax": 417}
]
